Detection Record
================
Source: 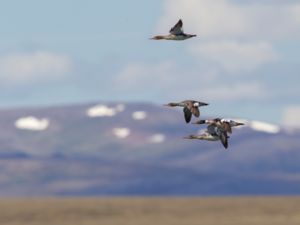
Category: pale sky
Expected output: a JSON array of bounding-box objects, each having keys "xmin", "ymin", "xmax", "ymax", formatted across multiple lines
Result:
[{"xmin": 0, "ymin": 0, "xmax": 299, "ymax": 126}]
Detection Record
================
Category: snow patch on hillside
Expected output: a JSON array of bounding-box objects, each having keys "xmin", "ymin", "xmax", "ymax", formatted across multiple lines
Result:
[
  {"xmin": 149, "ymin": 133, "xmax": 165, "ymax": 143},
  {"xmin": 115, "ymin": 104, "xmax": 126, "ymax": 112},
  {"xmin": 15, "ymin": 116, "xmax": 49, "ymax": 131},
  {"xmin": 113, "ymin": 128, "xmax": 130, "ymax": 139},
  {"xmin": 87, "ymin": 104, "xmax": 121, "ymax": 117},
  {"xmin": 249, "ymin": 120, "xmax": 280, "ymax": 134},
  {"xmin": 132, "ymin": 111, "xmax": 147, "ymax": 120}
]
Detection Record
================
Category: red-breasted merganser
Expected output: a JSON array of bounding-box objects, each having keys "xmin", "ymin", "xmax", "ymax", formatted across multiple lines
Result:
[
  {"xmin": 163, "ymin": 100, "xmax": 209, "ymax": 123},
  {"xmin": 187, "ymin": 118, "xmax": 245, "ymax": 149},
  {"xmin": 151, "ymin": 19, "xmax": 196, "ymax": 41},
  {"xmin": 184, "ymin": 133, "xmax": 225, "ymax": 145},
  {"xmin": 194, "ymin": 118, "xmax": 245, "ymax": 134},
  {"xmin": 185, "ymin": 118, "xmax": 228, "ymax": 149}
]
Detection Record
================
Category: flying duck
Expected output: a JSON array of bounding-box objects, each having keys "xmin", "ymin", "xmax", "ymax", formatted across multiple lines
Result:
[
  {"xmin": 184, "ymin": 118, "xmax": 229, "ymax": 149},
  {"xmin": 194, "ymin": 118, "xmax": 245, "ymax": 134},
  {"xmin": 151, "ymin": 19, "xmax": 196, "ymax": 41},
  {"xmin": 188, "ymin": 118, "xmax": 245, "ymax": 149},
  {"xmin": 184, "ymin": 132, "xmax": 225, "ymax": 145},
  {"xmin": 163, "ymin": 100, "xmax": 209, "ymax": 123}
]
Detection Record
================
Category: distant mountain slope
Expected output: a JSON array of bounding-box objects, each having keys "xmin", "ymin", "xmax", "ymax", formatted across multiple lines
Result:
[{"xmin": 0, "ymin": 102, "xmax": 299, "ymax": 196}]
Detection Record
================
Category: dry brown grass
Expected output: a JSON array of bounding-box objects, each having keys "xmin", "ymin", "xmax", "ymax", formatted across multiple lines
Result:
[{"xmin": 0, "ymin": 197, "xmax": 299, "ymax": 225}]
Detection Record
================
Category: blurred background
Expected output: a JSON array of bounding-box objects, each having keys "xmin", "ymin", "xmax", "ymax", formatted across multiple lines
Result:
[{"xmin": 0, "ymin": 0, "xmax": 300, "ymax": 224}]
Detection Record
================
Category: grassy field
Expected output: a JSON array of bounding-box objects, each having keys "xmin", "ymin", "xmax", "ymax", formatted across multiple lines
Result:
[{"xmin": 0, "ymin": 197, "xmax": 299, "ymax": 225}]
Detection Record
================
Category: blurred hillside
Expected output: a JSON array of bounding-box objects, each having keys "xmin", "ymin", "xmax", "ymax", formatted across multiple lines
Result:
[{"xmin": 0, "ymin": 102, "xmax": 299, "ymax": 196}]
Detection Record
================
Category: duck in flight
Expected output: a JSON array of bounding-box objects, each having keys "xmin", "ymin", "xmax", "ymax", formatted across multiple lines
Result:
[
  {"xmin": 185, "ymin": 118, "xmax": 245, "ymax": 149},
  {"xmin": 164, "ymin": 100, "xmax": 209, "ymax": 123},
  {"xmin": 151, "ymin": 19, "xmax": 197, "ymax": 41},
  {"xmin": 185, "ymin": 118, "xmax": 230, "ymax": 149},
  {"xmin": 193, "ymin": 118, "xmax": 245, "ymax": 134},
  {"xmin": 184, "ymin": 133, "xmax": 227, "ymax": 148}
]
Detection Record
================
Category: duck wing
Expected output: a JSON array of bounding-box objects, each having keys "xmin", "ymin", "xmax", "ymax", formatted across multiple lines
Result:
[
  {"xmin": 183, "ymin": 106, "xmax": 192, "ymax": 123},
  {"xmin": 170, "ymin": 19, "xmax": 184, "ymax": 35},
  {"xmin": 220, "ymin": 131, "xmax": 228, "ymax": 149},
  {"xmin": 222, "ymin": 122, "xmax": 232, "ymax": 134},
  {"xmin": 184, "ymin": 101, "xmax": 200, "ymax": 118},
  {"xmin": 191, "ymin": 107, "xmax": 200, "ymax": 117},
  {"xmin": 207, "ymin": 124, "xmax": 217, "ymax": 135}
]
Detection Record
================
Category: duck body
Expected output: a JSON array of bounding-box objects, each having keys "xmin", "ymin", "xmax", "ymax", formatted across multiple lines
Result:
[
  {"xmin": 184, "ymin": 132, "xmax": 220, "ymax": 142},
  {"xmin": 151, "ymin": 19, "xmax": 196, "ymax": 41},
  {"xmin": 151, "ymin": 34, "xmax": 196, "ymax": 41},
  {"xmin": 164, "ymin": 100, "xmax": 209, "ymax": 123},
  {"xmin": 195, "ymin": 118, "xmax": 245, "ymax": 133}
]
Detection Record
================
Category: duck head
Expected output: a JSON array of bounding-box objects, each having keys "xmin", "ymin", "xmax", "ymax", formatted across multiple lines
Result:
[
  {"xmin": 231, "ymin": 121, "xmax": 245, "ymax": 127},
  {"xmin": 192, "ymin": 120, "xmax": 207, "ymax": 125},
  {"xmin": 187, "ymin": 34, "xmax": 197, "ymax": 38},
  {"xmin": 193, "ymin": 101, "xmax": 209, "ymax": 107},
  {"xmin": 163, "ymin": 103, "xmax": 178, "ymax": 107},
  {"xmin": 221, "ymin": 119, "xmax": 245, "ymax": 127}
]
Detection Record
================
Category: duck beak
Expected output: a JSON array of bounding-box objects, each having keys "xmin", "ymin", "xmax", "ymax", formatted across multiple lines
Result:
[{"xmin": 237, "ymin": 122, "xmax": 245, "ymax": 126}]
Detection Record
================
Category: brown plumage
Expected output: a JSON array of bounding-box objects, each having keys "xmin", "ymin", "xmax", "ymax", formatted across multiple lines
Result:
[
  {"xmin": 192, "ymin": 118, "xmax": 245, "ymax": 149},
  {"xmin": 164, "ymin": 100, "xmax": 209, "ymax": 123},
  {"xmin": 222, "ymin": 121, "xmax": 232, "ymax": 134}
]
